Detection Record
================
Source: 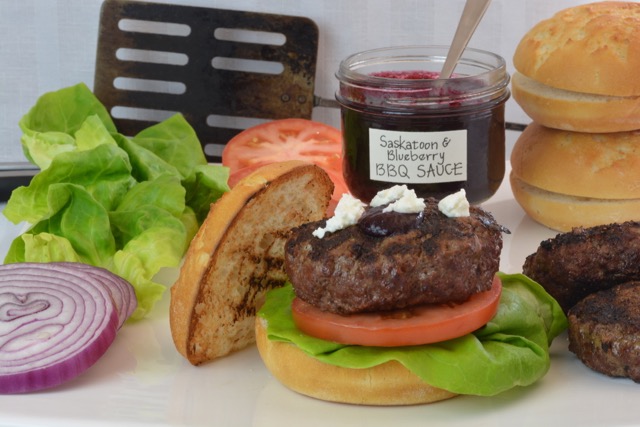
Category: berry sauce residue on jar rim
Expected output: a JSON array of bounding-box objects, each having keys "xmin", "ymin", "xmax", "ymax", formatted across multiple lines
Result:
[
  {"xmin": 336, "ymin": 45, "xmax": 510, "ymax": 112},
  {"xmin": 370, "ymin": 71, "xmax": 440, "ymax": 79}
]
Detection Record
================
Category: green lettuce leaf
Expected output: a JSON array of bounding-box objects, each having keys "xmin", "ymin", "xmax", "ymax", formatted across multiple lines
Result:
[
  {"xmin": 4, "ymin": 233, "xmax": 81, "ymax": 264},
  {"xmin": 75, "ymin": 115, "xmax": 119, "ymax": 151},
  {"xmin": 20, "ymin": 131, "xmax": 76, "ymax": 171},
  {"xmin": 109, "ymin": 205, "xmax": 186, "ymax": 319},
  {"xmin": 3, "ymin": 83, "xmax": 229, "ymax": 319},
  {"xmin": 112, "ymin": 174, "xmax": 186, "ymax": 222},
  {"xmin": 19, "ymin": 83, "xmax": 116, "ymax": 135},
  {"xmin": 3, "ymin": 143, "xmax": 135, "ymax": 224},
  {"xmin": 5, "ymin": 183, "xmax": 115, "ymax": 267},
  {"xmin": 129, "ymin": 113, "xmax": 229, "ymax": 223},
  {"xmin": 18, "ymin": 83, "xmax": 117, "ymax": 169},
  {"xmin": 258, "ymin": 273, "xmax": 568, "ymax": 396},
  {"xmin": 131, "ymin": 113, "xmax": 208, "ymax": 177},
  {"xmin": 115, "ymin": 133, "xmax": 181, "ymax": 183},
  {"xmin": 183, "ymin": 164, "xmax": 230, "ymax": 223}
]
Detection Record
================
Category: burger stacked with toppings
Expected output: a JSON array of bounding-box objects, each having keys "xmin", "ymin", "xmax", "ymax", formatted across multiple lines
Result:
[
  {"xmin": 255, "ymin": 186, "xmax": 568, "ymax": 405},
  {"xmin": 287, "ymin": 188, "xmax": 504, "ymax": 345}
]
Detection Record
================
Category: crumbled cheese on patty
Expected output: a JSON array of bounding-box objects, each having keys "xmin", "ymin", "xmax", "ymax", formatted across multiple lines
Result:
[
  {"xmin": 371, "ymin": 185, "xmax": 426, "ymax": 214},
  {"xmin": 314, "ymin": 186, "xmax": 468, "ymax": 238},
  {"xmin": 313, "ymin": 193, "xmax": 367, "ymax": 238},
  {"xmin": 438, "ymin": 189, "xmax": 470, "ymax": 217},
  {"xmin": 370, "ymin": 185, "xmax": 410, "ymax": 207},
  {"xmin": 382, "ymin": 188, "xmax": 425, "ymax": 214}
]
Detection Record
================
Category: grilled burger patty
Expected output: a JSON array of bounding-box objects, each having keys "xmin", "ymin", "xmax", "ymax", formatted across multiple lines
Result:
[
  {"xmin": 522, "ymin": 221, "xmax": 640, "ymax": 313},
  {"xmin": 284, "ymin": 198, "xmax": 507, "ymax": 315},
  {"xmin": 568, "ymin": 281, "xmax": 640, "ymax": 383}
]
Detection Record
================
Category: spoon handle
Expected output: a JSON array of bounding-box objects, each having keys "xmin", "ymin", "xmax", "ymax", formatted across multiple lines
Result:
[{"xmin": 440, "ymin": 0, "xmax": 492, "ymax": 79}]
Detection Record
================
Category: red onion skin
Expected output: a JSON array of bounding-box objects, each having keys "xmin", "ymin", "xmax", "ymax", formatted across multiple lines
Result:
[{"xmin": 0, "ymin": 313, "xmax": 117, "ymax": 394}]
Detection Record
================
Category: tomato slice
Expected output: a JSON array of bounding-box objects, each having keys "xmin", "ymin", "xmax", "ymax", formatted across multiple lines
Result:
[
  {"xmin": 222, "ymin": 119, "xmax": 348, "ymax": 212},
  {"xmin": 291, "ymin": 275, "xmax": 502, "ymax": 347}
]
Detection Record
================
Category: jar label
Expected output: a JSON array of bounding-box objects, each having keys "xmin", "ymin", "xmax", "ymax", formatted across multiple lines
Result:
[{"xmin": 368, "ymin": 128, "xmax": 467, "ymax": 184}]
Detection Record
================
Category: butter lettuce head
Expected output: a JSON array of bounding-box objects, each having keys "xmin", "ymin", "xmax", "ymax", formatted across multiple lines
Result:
[
  {"xmin": 4, "ymin": 83, "xmax": 229, "ymax": 319},
  {"xmin": 259, "ymin": 273, "xmax": 568, "ymax": 397}
]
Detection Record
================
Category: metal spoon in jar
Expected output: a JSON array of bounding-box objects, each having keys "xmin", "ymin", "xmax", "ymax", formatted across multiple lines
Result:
[{"xmin": 439, "ymin": 0, "xmax": 492, "ymax": 79}]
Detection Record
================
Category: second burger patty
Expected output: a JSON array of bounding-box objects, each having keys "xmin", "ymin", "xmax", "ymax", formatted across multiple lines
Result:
[
  {"xmin": 568, "ymin": 281, "xmax": 640, "ymax": 383},
  {"xmin": 284, "ymin": 198, "xmax": 507, "ymax": 315},
  {"xmin": 522, "ymin": 221, "xmax": 640, "ymax": 313}
]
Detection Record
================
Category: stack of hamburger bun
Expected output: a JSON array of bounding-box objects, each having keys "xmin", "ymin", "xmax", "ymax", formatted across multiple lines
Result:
[{"xmin": 510, "ymin": 1, "xmax": 640, "ymax": 231}]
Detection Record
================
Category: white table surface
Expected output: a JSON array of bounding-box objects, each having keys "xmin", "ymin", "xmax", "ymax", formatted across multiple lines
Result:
[{"xmin": 1, "ymin": 164, "xmax": 639, "ymax": 427}]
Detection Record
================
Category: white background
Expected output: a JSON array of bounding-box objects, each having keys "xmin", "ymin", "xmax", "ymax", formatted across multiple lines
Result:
[{"xmin": 0, "ymin": 0, "xmax": 605, "ymax": 165}]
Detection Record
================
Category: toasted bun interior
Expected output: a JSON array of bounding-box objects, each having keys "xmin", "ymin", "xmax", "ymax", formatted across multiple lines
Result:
[
  {"xmin": 170, "ymin": 160, "xmax": 334, "ymax": 365},
  {"xmin": 255, "ymin": 317, "xmax": 458, "ymax": 406}
]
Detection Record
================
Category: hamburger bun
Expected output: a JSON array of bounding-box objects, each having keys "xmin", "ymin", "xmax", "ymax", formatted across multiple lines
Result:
[
  {"xmin": 170, "ymin": 160, "xmax": 334, "ymax": 365},
  {"xmin": 512, "ymin": 1, "xmax": 640, "ymax": 132},
  {"xmin": 255, "ymin": 317, "xmax": 458, "ymax": 405},
  {"xmin": 511, "ymin": 72, "xmax": 640, "ymax": 133},
  {"xmin": 510, "ymin": 122, "xmax": 640, "ymax": 231}
]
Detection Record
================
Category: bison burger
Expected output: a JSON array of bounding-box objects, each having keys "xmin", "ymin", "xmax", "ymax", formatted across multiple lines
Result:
[{"xmin": 256, "ymin": 187, "xmax": 567, "ymax": 405}]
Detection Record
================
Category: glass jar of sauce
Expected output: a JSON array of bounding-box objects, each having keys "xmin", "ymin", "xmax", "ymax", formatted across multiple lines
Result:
[{"xmin": 335, "ymin": 45, "xmax": 510, "ymax": 204}]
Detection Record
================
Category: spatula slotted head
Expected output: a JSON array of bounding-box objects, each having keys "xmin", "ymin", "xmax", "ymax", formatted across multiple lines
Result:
[{"xmin": 94, "ymin": 0, "xmax": 319, "ymax": 162}]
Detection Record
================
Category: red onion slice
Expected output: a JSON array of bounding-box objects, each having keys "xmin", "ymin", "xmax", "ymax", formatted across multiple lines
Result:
[{"xmin": 0, "ymin": 263, "xmax": 133, "ymax": 393}]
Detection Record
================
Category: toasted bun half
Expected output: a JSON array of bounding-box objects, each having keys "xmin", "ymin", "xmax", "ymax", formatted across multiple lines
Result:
[
  {"xmin": 512, "ymin": 2, "xmax": 640, "ymax": 132},
  {"xmin": 510, "ymin": 123, "xmax": 640, "ymax": 231},
  {"xmin": 170, "ymin": 160, "xmax": 334, "ymax": 365},
  {"xmin": 255, "ymin": 317, "xmax": 457, "ymax": 405},
  {"xmin": 511, "ymin": 72, "xmax": 640, "ymax": 133}
]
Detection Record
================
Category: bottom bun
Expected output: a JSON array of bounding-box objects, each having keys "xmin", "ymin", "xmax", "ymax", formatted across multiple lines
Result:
[
  {"xmin": 511, "ymin": 72, "xmax": 640, "ymax": 133},
  {"xmin": 510, "ymin": 172, "xmax": 640, "ymax": 232},
  {"xmin": 255, "ymin": 317, "xmax": 458, "ymax": 405}
]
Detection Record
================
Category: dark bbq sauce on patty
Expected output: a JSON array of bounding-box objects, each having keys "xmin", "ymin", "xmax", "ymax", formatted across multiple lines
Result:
[{"xmin": 357, "ymin": 205, "xmax": 425, "ymax": 237}]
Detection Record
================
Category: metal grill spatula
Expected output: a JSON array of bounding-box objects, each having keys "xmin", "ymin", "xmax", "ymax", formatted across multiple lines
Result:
[{"xmin": 94, "ymin": 0, "xmax": 322, "ymax": 162}]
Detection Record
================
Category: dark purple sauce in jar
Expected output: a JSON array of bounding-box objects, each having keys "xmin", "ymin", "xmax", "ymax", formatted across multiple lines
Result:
[{"xmin": 335, "ymin": 46, "xmax": 510, "ymax": 203}]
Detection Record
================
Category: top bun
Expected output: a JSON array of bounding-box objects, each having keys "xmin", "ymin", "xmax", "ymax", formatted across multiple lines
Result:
[
  {"xmin": 513, "ymin": 1, "xmax": 640, "ymax": 97},
  {"xmin": 170, "ymin": 160, "xmax": 334, "ymax": 365}
]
